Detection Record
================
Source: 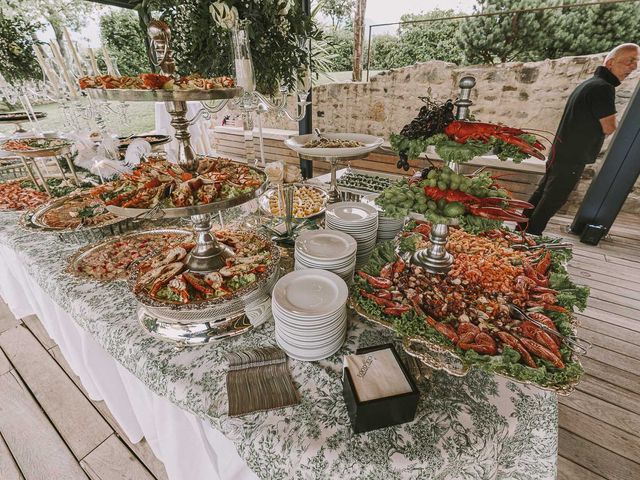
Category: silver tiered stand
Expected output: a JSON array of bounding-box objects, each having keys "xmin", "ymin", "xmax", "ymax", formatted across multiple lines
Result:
[
  {"xmin": 298, "ymin": 152, "xmax": 369, "ymax": 204},
  {"xmin": 409, "ymin": 75, "xmax": 477, "ymax": 275},
  {"xmin": 0, "ymin": 141, "xmax": 80, "ymax": 195},
  {"xmin": 83, "ymin": 20, "xmax": 277, "ymax": 344}
]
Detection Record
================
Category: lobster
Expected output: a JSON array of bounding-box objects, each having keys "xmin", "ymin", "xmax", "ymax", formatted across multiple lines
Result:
[
  {"xmin": 423, "ymin": 186, "xmax": 534, "ymax": 223},
  {"xmin": 444, "ymin": 120, "xmax": 546, "ymax": 160}
]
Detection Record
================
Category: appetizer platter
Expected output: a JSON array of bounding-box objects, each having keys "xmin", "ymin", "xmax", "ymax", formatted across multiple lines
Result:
[
  {"xmin": 351, "ymin": 222, "xmax": 589, "ymax": 393},
  {"xmin": 0, "ymin": 137, "xmax": 72, "ymax": 157},
  {"xmin": 66, "ymin": 228, "xmax": 193, "ymax": 282},
  {"xmin": 285, "ymin": 133, "xmax": 383, "ymax": 158},
  {"xmin": 79, "ymin": 73, "xmax": 235, "ymax": 91},
  {"xmin": 0, "ymin": 179, "xmax": 50, "ymax": 211},
  {"xmin": 91, "ymin": 156, "xmax": 267, "ymax": 218},
  {"xmin": 21, "ymin": 191, "xmax": 134, "ymax": 243},
  {"xmin": 128, "ymin": 229, "xmax": 281, "ymax": 343},
  {"xmin": 0, "ymin": 111, "xmax": 46, "ymax": 122},
  {"xmin": 83, "ymin": 75, "xmax": 241, "ymax": 102},
  {"xmin": 118, "ymin": 135, "xmax": 171, "ymax": 150},
  {"xmin": 259, "ymin": 184, "xmax": 328, "ymax": 219},
  {"xmin": 285, "ymin": 133, "xmax": 384, "ymax": 204},
  {"xmin": 336, "ymin": 171, "xmax": 398, "ymax": 194}
]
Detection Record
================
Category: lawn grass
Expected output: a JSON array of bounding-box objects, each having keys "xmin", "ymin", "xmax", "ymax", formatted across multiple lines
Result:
[{"xmin": 0, "ymin": 101, "xmax": 156, "ymax": 137}]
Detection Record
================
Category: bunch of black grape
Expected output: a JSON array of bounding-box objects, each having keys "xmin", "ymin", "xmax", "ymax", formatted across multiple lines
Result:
[
  {"xmin": 400, "ymin": 98, "xmax": 455, "ymax": 139},
  {"xmin": 396, "ymin": 98, "xmax": 455, "ymax": 171}
]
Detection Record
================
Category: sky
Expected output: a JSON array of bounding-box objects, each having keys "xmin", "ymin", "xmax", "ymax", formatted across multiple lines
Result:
[
  {"xmin": 39, "ymin": 0, "xmax": 479, "ymax": 47},
  {"xmin": 365, "ymin": 0, "xmax": 477, "ymax": 34}
]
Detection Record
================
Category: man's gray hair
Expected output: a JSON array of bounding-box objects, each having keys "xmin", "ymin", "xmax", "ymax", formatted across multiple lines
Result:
[{"xmin": 604, "ymin": 43, "xmax": 640, "ymax": 64}]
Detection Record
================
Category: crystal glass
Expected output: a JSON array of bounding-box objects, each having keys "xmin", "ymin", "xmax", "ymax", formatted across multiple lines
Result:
[{"xmin": 230, "ymin": 21, "xmax": 256, "ymax": 93}]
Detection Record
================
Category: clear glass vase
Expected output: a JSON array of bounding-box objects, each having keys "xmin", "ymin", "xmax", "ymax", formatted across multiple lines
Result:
[{"xmin": 230, "ymin": 21, "xmax": 256, "ymax": 93}]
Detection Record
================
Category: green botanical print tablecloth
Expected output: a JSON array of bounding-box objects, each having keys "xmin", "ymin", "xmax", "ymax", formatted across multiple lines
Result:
[{"xmin": 0, "ymin": 209, "xmax": 557, "ymax": 480}]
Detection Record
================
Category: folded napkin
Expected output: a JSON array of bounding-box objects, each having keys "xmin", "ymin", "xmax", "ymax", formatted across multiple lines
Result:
[
  {"xmin": 345, "ymin": 348, "xmax": 413, "ymax": 402},
  {"xmin": 226, "ymin": 346, "xmax": 300, "ymax": 417}
]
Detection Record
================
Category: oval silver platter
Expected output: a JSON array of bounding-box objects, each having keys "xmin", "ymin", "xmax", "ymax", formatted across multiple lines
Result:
[
  {"xmin": 0, "ymin": 137, "xmax": 72, "ymax": 158},
  {"xmin": 85, "ymin": 87, "xmax": 242, "ymax": 102},
  {"xmin": 66, "ymin": 227, "xmax": 193, "ymax": 283},
  {"xmin": 258, "ymin": 183, "xmax": 328, "ymax": 220},
  {"xmin": 106, "ymin": 165, "xmax": 268, "ymax": 219}
]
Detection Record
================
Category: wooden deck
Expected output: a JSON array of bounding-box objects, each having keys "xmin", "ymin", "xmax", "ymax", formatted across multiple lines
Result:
[{"xmin": 1, "ymin": 211, "xmax": 639, "ymax": 479}]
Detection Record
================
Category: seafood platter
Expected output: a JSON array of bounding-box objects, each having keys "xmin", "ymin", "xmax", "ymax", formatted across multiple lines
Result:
[
  {"xmin": 129, "ymin": 229, "xmax": 281, "ymax": 344},
  {"xmin": 350, "ymin": 221, "xmax": 589, "ymax": 394},
  {"xmin": 0, "ymin": 136, "xmax": 81, "ymax": 194},
  {"xmin": 284, "ymin": 133, "xmax": 384, "ymax": 203},
  {"xmin": 0, "ymin": 137, "xmax": 72, "ymax": 158},
  {"xmin": 259, "ymin": 184, "xmax": 328, "ymax": 219},
  {"xmin": 66, "ymin": 227, "xmax": 193, "ymax": 282},
  {"xmin": 118, "ymin": 135, "xmax": 171, "ymax": 150},
  {"xmin": 70, "ymin": 154, "xmax": 272, "ymax": 343},
  {"xmin": 20, "ymin": 190, "xmax": 135, "ymax": 243},
  {"xmin": 0, "ymin": 179, "xmax": 51, "ymax": 211}
]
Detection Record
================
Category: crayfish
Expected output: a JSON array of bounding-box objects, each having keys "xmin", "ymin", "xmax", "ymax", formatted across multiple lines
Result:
[{"xmin": 444, "ymin": 120, "xmax": 546, "ymax": 160}]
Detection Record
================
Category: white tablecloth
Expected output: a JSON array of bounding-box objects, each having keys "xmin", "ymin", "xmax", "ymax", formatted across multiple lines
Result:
[{"xmin": 0, "ymin": 243, "xmax": 258, "ymax": 480}]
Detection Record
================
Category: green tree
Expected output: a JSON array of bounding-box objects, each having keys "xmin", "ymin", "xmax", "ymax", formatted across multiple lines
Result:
[
  {"xmin": 100, "ymin": 10, "xmax": 148, "ymax": 76},
  {"xmin": 325, "ymin": 27, "xmax": 353, "ymax": 71},
  {"xmin": 0, "ymin": 8, "xmax": 42, "ymax": 84},
  {"xmin": 393, "ymin": 10, "xmax": 465, "ymax": 66},
  {"xmin": 457, "ymin": 0, "xmax": 551, "ymax": 64},
  {"xmin": 458, "ymin": 0, "xmax": 640, "ymax": 65},
  {"xmin": 318, "ymin": 0, "xmax": 354, "ymax": 30},
  {"xmin": 540, "ymin": 1, "xmax": 640, "ymax": 59},
  {"xmin": 368, "ymin": 34, "xmax": 398, "ymax": 70}
]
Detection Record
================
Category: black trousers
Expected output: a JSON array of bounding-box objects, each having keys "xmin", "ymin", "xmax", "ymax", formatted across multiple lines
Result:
[{"xmin": 522, "ymin": 162, "xmax": 585, "ymax": 236}]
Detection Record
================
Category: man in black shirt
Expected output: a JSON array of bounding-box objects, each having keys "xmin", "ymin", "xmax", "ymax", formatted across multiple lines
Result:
[{"xmin": 522, "ymin": 43, "xmax": 639, "ymax": 236}]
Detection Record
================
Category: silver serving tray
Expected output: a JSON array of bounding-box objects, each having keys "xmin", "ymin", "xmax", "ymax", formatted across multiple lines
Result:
[
  {"xmin": 86, "ymin": 87, "xmax": 242, "ymax": 102},
  {"xmin": 20, "ymin": 192, "xmax": 137, "ymax": 243},
  {"xmin": 285, "ymin": 133, "xmax": 384, "ymax": 159},
  {"xmin": 106, "ymin": 165, "xmax": 268, "ymax": 219},
  {"xmin": 118, "ymin": 135, "xmax": 172, "ymax": 150},
  {"xmin": 0, "ymin": 111, "xmax": 46, "ymax": 123},
  {"xmin": 128, "ymin": 230, "xmax": 281, "ymax": 313},
  {"xmin": 258, "ymin": 183, "xmax": 328, "ymax": 220},
  {"xmin": 66, "ymin": 227, "xmax": 193, "ymax": 283},
  {"xmin": 0, "ymin": 137, "xmax": 72, "ymax": 158}
]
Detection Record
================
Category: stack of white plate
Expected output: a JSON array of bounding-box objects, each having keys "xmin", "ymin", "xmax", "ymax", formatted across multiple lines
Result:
[
  {"xmin": 360, "ymin": 193, "xmax": 404, "ymax": 241},
  {"xmin": 325, "ymin": 202, "xmax": 378, "ymax": 269},
  {"xmin": 294, "ymin": 229, "xmax": 358, "ymax": 284},
  {"xmin": 272, "ymin": 269, "xmax": 348, "ymax": 361}
]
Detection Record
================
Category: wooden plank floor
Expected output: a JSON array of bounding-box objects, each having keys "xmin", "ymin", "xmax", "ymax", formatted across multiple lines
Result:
[
  {"xmin": 546, "ymin": 213, "xmax": 640, "ymax": 480},
  {"xmin": 0, "ymin": 306, "xmax": 168, "ymax": 480},
  {"xmin": 1, "ymin": 211, "xmax": 639, "ymax": 479}
]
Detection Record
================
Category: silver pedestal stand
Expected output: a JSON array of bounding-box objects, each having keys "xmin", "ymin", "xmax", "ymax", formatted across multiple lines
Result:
[
  {"xmin": 410, "ymin": 75, "xmax": 478, "ymax": 275},
  {"xmin": 0, "ymin": 142, "xmax": 79, "ymax": 194},
  {"xmin": 411, "ymin": 223, "xmax": 455, "ymax": 274},
  {"xmin": 107, "ymin": 170, "xmax": 269, "ymax": 344},
  {"xmin": 298, "ymin": 152, "xmax": 369, "ymax": 203}
]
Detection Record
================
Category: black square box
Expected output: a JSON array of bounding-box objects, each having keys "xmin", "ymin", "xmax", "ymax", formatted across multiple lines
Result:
[{"xmin": 342, "ymin": 343, "xmax": 420, "ymax": 434}]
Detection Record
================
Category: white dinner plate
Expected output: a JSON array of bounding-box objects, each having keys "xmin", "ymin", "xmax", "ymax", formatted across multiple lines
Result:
[
  {"xmin": 272, "ymin": 270, "xmax": 348, "ymax": 317},
  {"xmin": 325, "ymin": 202, "xmax": 378, "ymax": 223},
  {"xmin": 295, "ymin": 230, "xmax": 357, "ymax": 261}
]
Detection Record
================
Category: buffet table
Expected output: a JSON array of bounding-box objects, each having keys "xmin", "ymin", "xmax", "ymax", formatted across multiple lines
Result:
[{"xmin": 0, "ymin": 208, "xmax": 558, "ymax": 480}]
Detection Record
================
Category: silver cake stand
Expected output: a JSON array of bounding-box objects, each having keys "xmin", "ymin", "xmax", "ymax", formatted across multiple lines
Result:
[
  {"xmin": 108, "ymin": 164, "xmax": 272, "ymax": 344},
  {"xmin": 284, "ymin": 133, "xmax": 384, "ymax": 203}
]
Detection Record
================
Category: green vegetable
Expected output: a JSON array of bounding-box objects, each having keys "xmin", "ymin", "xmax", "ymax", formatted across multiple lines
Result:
[{"xmin": 443, "ymin": 201, "xmax": 466, "ymax": 217}]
